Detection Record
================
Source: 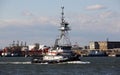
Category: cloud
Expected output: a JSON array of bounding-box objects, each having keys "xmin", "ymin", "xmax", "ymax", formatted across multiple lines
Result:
[
  {"xmin": 69, "ymin": 11, "xmax": 120, "ymax": 34},
  {"xmin": 0, "ymin": 16, "xmax": 58, "ymax": 28},
  {"xmin": 86, "ymin": 4, "xmax": 106, "ymax": 10},
  {"xmin": 22, "ymin": 10, "xmax": 33, "ymax": 16},
  {"xmin": 1, "ymin": 10, "xmax": 120, "ymax": 34},
  {"xmin": 99, "ymin": 11, "xmax": 112, "ymax": 18}
]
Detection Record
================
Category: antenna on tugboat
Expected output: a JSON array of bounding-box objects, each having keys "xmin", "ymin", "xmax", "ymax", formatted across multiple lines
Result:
[
  {"xmin": 58, "ymin": 6, "xmax": 71, "ymax": 46},
  {"xmin": 61, "ymin": 6, "xmax": 64, "ymax": 23}
]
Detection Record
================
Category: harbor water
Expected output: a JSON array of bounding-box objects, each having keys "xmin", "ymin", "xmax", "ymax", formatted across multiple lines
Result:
[{"xmin": 0, "ymin": 57, "xmax": 120, "ymax": 75}]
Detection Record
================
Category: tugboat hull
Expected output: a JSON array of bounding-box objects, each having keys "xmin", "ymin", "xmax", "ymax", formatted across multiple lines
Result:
[{"xmin": 31, "ymin": 54, "xmax": 81, "ymax": 64}]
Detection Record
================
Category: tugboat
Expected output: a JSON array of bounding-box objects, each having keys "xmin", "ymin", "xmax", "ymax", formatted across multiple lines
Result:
[{"xmin": 31, "ymin": 7, "xmax": 90, "ymax": 64}]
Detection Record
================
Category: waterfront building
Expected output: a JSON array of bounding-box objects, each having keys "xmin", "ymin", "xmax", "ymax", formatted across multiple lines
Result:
[
  {"xmin": 89, "ymin": 42, "xmax": 99, "ymax": 50},
  {"xmin": 89, "ymin": 41, "xmax": 120, "ymax": 50}
]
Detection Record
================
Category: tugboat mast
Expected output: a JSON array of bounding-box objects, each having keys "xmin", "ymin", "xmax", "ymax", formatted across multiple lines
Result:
[
  {"xmin": 61, "ymin": 6, "xmax": 64, "ymax": 24},
  {"xmin": 54, "ymin": 6, "xmax": 71, "ymax": 47}
]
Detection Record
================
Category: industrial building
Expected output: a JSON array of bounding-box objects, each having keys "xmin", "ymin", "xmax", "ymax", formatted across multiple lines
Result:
[{"xmin": 89, "ymin": 41, "xmax": 120, "ymax": 50}]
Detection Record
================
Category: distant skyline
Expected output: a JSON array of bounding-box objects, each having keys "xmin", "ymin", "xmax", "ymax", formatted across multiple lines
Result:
[{"xmin": 0, "ymin": 0, "xmax": 120, "ymax": 48}]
